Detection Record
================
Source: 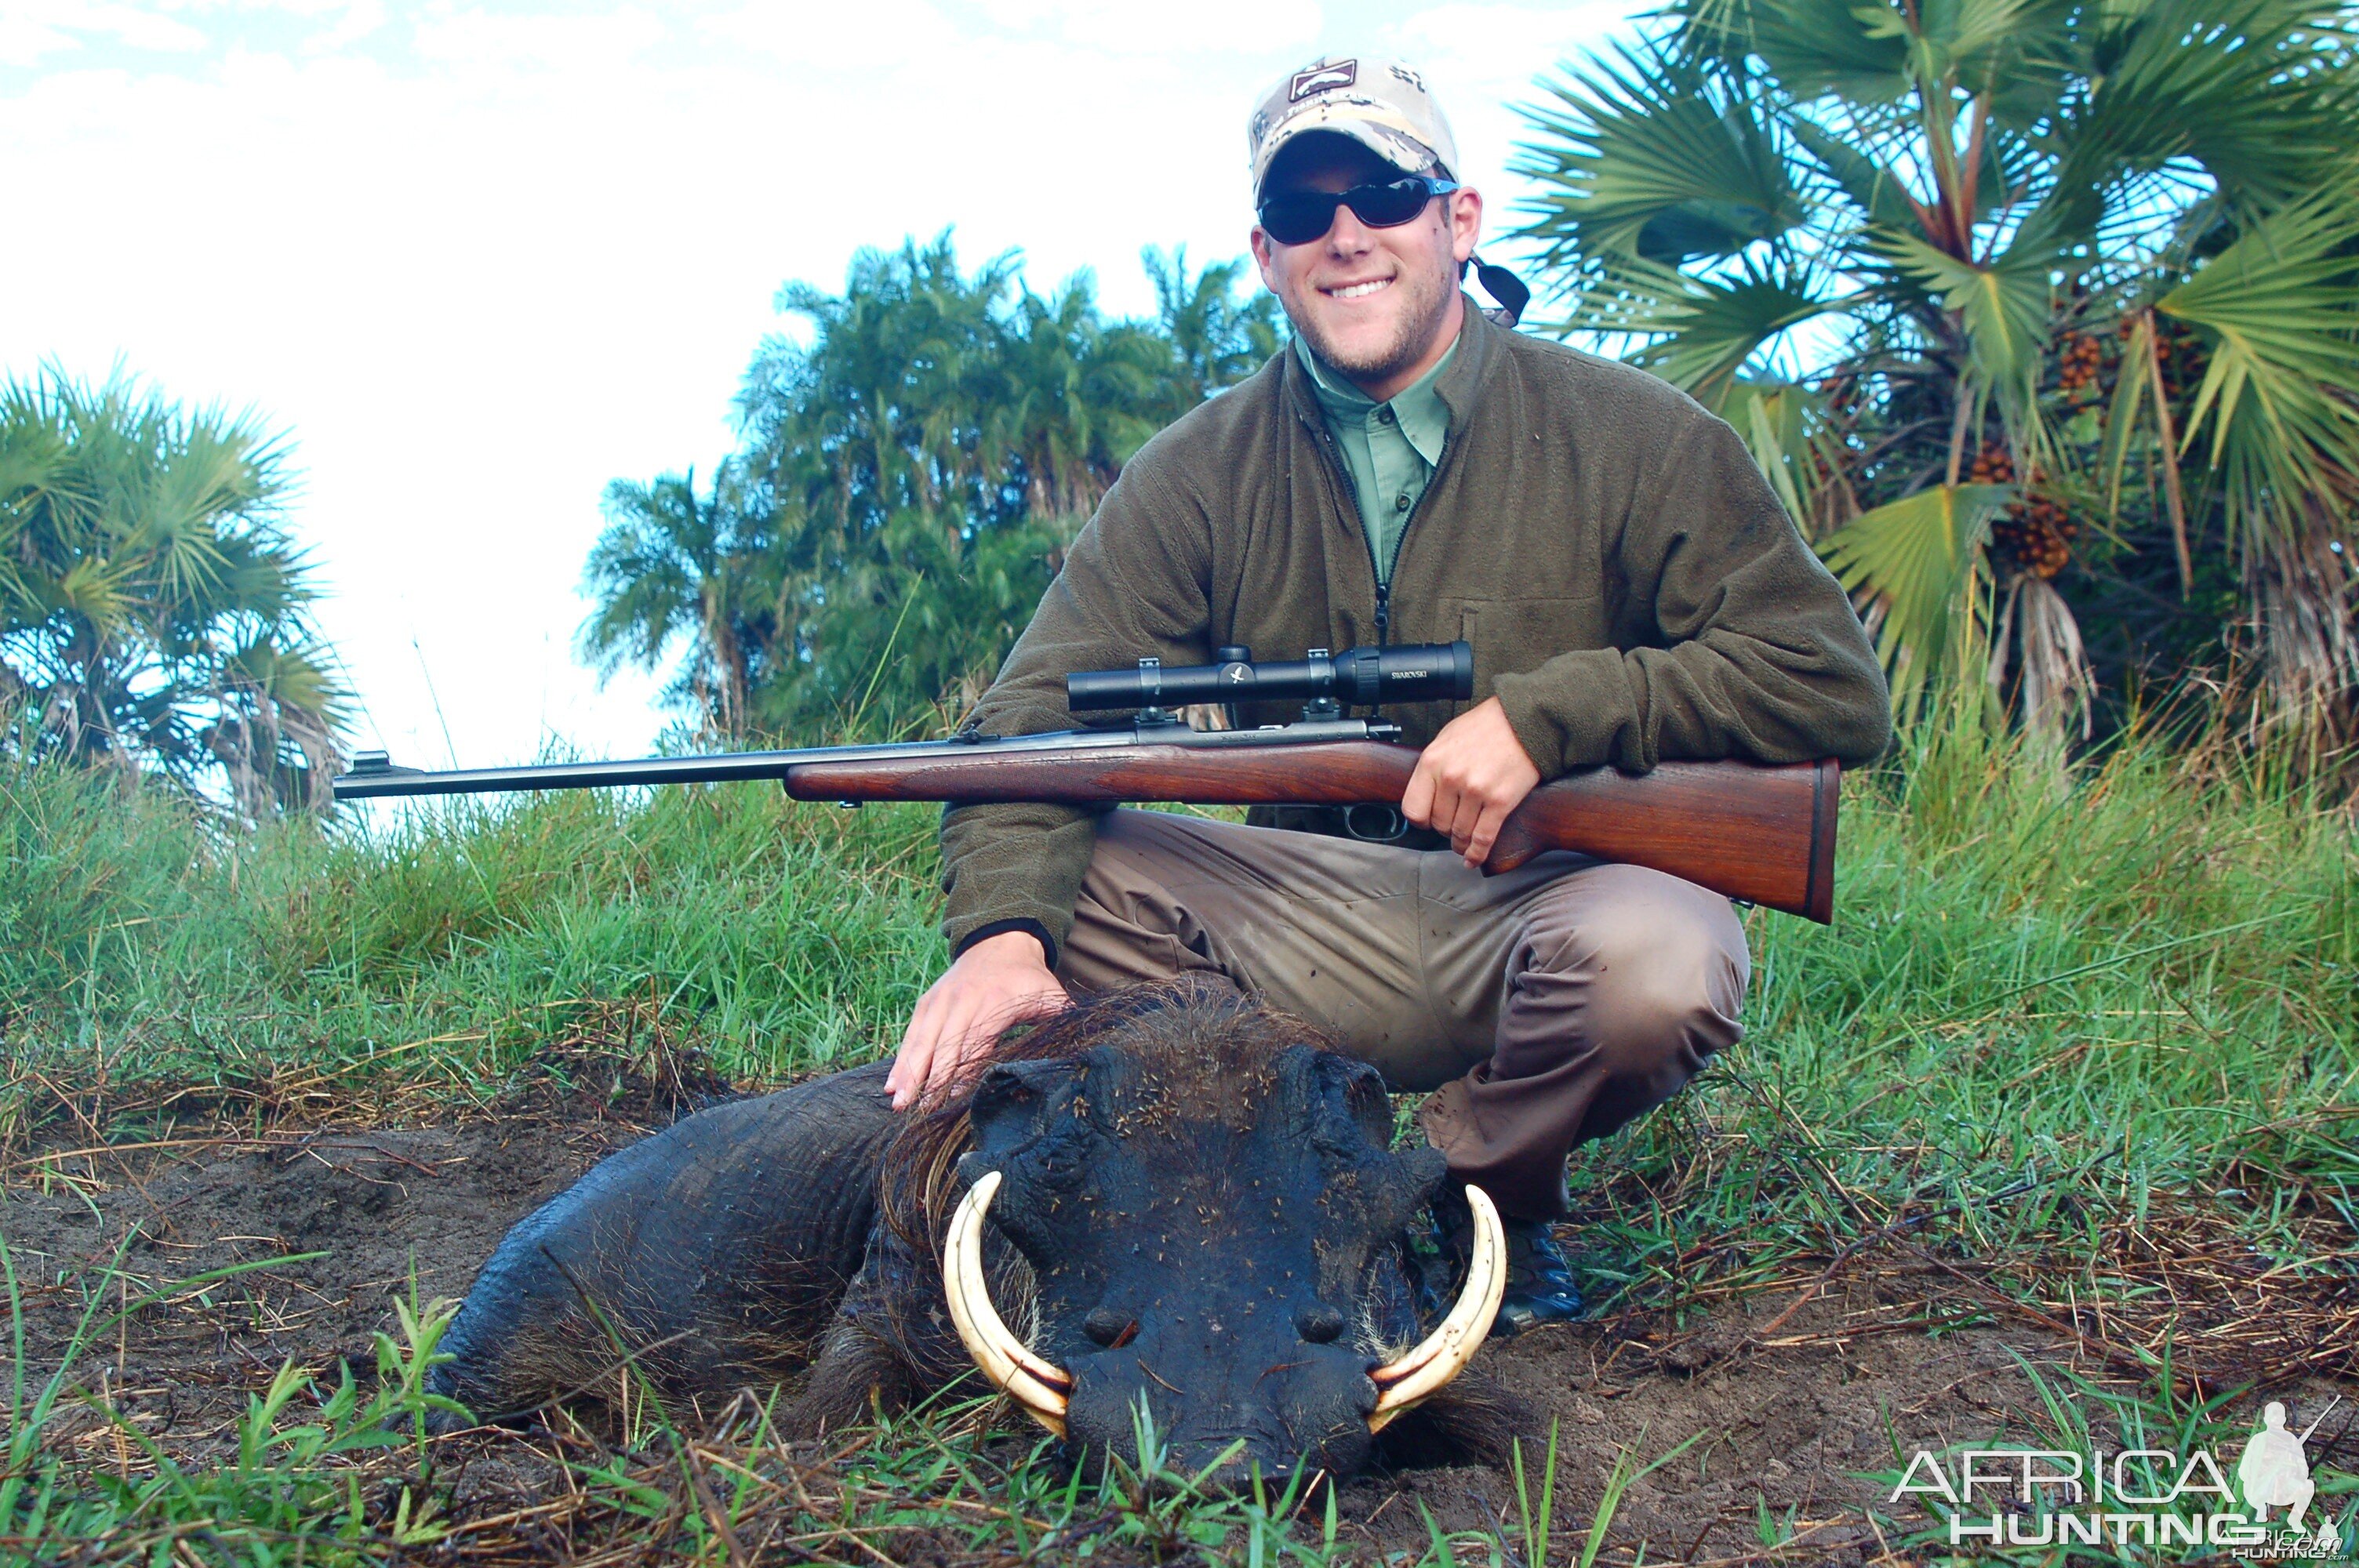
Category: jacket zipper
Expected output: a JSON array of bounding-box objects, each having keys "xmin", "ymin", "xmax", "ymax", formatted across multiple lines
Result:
[
  {"xmin": 1296, "ymin": 332, "xmax": 1468, "ymax": 648},
  {"xmin": 1306, "ymin": 426, "xmax": 1394, "ymax": 648},
  {"xmin": 1312, "ymin": 422, "xmax": 1455, "ymax": 648},
  {"xmin": 1374, "ymin": 473, "xmax": 1418, "ymax": 645}
]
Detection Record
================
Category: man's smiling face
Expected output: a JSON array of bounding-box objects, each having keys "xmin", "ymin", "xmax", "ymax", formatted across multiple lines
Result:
[{"xmin": 1249, "ymin": 132, "xmax": 1481, "ymax": 402}]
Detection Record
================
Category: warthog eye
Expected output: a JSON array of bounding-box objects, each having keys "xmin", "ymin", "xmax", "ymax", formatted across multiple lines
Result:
[
  {"xmin": 1084, "ymin": 1308, "xmax": 1138, "ymax": 1348},
  {"xmin": 1295, "ymin": 1305, "xmax": 1345, "ymax": 1344}
]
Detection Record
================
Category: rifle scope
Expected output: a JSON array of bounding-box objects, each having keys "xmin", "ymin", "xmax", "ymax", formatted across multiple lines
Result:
[{"xmin": 1067, "ymin": 641, "xmax": 1473, "ymax": 713}]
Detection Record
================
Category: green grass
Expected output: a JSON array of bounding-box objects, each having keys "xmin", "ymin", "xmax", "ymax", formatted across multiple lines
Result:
[
  {"xmin": 9, "ymin": 715, "xmax": 2348, "ymax": 1168},
  {"xmin": 1, "ymin": 764, "xmax": 948, "ymax": 1105},
  {"xmin": 1576, "ymin": 710, "xmax": 2357, "ymax": 1336},
  {"xmin": 3, "ymin": 1252, "xmax": 464, "ymax": 1564},
  {"xmin": 2, "ymin": 709, "xmax": 2354, "ymax": 1563}
]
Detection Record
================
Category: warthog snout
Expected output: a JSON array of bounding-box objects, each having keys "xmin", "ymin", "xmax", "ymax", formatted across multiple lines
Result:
[{"xmin": 945, "ymin": 1029, "xmax": 1500, "ymax": 1485}]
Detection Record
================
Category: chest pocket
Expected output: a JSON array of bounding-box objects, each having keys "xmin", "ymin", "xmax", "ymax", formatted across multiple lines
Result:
[{"xmin": 1456, "ymin": 597, "xmax": 1609, "ymax": 699}]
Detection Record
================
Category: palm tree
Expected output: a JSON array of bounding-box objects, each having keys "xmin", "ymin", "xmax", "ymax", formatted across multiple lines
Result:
[
  {"xmin": 0, "ymin": 367, "xmax": 348, "ymax": 814},
  {"xmin": 585, "ymin": 236, "xmax": 1281, "ymax": 741},
  {"xmin": 577, "ymin": 463, "xmax": 768, "ymax": 739},
  {"xmin": 1143, "ymin": 245, "xmax": 1287, "ymax": 403},
  {"xmin": 993, "ymin": 276, "xmax": 1171, "ymax": 519},
  {"xmin": 738, "ymin": 236, "xmax": 1045, "ymax": 735},
  {"xmin": 1512, "ymin": 0, "xmax": 2359, "ymax": 747}
]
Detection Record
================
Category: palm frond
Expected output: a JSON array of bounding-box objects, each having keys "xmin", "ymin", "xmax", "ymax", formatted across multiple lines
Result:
[
  {"xmin": 1513, "ymin": 41, "xmax": 1806, "ymax": 274},
  {"xmin": 2057, "ymin": 0, "xmax": 2357, "ymax": 219},
  {"xmin": 1989, "ymin": 571, "xmax": 2095, "ymax": 739},
  {"xmin": 2157, "ymin": 181, "xmax": 2359, "ymax": 543},
  {"xmin": 1954, "ymin": 0, "xmax": 2081, "ymax": 125},
  {"xmin": 1720, "ymin": 378, "xmax": 1836, "ymax": 527},
  {"xmin": 1598, "ymin": 260, "xmax": 1841, "ymax": 404},
  {"xmin": 1787, "ymin": 116, "xmax": 1927, "ymax": 231},
  {"xmin": 1880, "ymin": 225, "xmax": 2056, "ymax": 422},
  {"xmin": 1818, "ymin": 484, "xmax": 2015, "ymax": 709},
  {"xmin": 1677, "ymin": 0, "xmax": 1914, "ymax": 103}
]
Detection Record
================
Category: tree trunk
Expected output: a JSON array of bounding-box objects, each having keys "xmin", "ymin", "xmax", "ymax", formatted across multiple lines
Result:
[{"xmin": 2247, "ymin": 511, "xmax": 2359, "ymax": 758}]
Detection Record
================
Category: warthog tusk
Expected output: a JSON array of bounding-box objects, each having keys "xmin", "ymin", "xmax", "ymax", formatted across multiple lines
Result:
[
  {"xmin": 943, "ymin": 1169, "xmax": 1073, "ymax": 1438},
  {"xmin": 1367, "ymin": 1183, "xmax": 1507, "ymax": 1433}
]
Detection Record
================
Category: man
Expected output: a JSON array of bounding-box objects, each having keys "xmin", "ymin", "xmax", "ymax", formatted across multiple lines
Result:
[{"xmin": 889, "ymin": 56, "xmax": 1891, "ymax": 1332}]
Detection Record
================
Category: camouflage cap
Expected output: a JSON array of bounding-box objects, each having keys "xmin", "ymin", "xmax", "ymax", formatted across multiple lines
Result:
[{"xmin": 1247, "ymin": 56, "xmax": 1461, "ymax": 197}]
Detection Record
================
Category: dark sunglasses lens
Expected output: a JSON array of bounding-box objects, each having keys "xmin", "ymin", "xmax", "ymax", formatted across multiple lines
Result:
[
  {"xmin": 1261, "ymin": 180, "xmax": 1434, "ymax": 245},
  {"xmin": 1259, "ymin": 192, "xmax": 1340, "ymax": 245},
  {"xmin": 1347, "ymin": 180, "xmax": 1434, "ymax": 227}
]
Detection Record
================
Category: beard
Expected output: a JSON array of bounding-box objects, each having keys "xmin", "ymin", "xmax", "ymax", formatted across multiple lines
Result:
[{"xmin": 1289, "ymin": 255, "xmax": 1457, "ymax": 386}]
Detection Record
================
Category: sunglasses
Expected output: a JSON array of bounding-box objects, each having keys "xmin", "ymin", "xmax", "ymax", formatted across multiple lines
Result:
[{"xmin": 1256, "ymin": 176, "xmax": 1461, "ymax": 247}]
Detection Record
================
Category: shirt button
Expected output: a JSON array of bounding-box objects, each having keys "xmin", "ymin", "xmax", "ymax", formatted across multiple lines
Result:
[
  {"xmin": 1394, "ymin": 493, "xmax": 1411, "ymax": 511},
  {"xmin": 1377, "ymin": 408, "xmax": 1395, "ymax": 425}
]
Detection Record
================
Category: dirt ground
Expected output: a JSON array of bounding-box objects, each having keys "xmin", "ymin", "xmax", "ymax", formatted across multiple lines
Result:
[{"xmin": 7, "ymin": 1078, "xmax": 2351, "ymax": 1566}]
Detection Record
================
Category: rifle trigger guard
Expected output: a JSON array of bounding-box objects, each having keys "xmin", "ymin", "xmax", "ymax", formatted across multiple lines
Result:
[{"xmin": 1343, "ymin": 803, "xmax": 1408, "ymax": 843}]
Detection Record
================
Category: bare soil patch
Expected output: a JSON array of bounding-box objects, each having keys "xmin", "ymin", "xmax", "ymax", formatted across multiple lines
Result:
[{"xmin": 7, "ymin": 1083, "xmax": 2351, "ymax": 1565}]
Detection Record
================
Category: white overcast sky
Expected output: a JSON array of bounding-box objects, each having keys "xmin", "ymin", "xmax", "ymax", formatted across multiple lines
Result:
[{"xmin": 3, "ymin": 0, "xmax": 1634, "ymax": 767}]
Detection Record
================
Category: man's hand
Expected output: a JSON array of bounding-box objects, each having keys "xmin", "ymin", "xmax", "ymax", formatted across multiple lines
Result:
[
  {"xmin": 1401, "ymin": 696, "xmax": 1542, "ymax": 868},
  {"xmin": 887, "ymin": 929, "xmax": 1071, "ymax": 1112}
]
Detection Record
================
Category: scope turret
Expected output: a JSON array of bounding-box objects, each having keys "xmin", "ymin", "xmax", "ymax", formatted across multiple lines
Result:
[{"xmin": 1067, "ymin": 641, "xmax": 1473, "ymax": 714}]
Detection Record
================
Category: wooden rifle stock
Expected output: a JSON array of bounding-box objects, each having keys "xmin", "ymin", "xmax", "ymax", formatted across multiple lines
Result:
[{"xmin": 783, "ymin": 742, "xmax": 1840, "ymax": 924}]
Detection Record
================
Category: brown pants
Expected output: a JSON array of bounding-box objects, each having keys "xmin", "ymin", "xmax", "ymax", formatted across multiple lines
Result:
[{"xmin": 1057, "ymin": 811, "xmax": 1750, "ymax": 1218}]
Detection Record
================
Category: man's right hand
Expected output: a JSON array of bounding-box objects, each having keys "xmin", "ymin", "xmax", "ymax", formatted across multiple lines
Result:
[{"xmin": 887, "ymin": 929, "xmax": 1071, "ymax": 1112}]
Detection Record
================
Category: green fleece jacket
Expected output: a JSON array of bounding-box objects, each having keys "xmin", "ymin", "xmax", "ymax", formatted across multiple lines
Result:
[{"xmin": 940, "ymin": 302, "xmax": 1891, "ymax": 964}]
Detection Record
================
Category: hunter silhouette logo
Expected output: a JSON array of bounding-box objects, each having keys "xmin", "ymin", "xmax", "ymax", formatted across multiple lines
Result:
[
  {"xmin": 1289, "ymin": 60, "xmax": 1356, "ymax": 101},
  {"xmin": 2238, "ymin": 1398, "xmax": 2344, "ymax": 1557}
]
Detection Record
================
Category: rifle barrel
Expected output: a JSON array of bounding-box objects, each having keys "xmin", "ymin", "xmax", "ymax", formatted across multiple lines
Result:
[
  {"xmin": 330, "ymin": 721, "xmax": 1376, "ymax": 800},
  {"xmin": 335, "ymin": 741, "xmax": 942, "ymax": 799}
]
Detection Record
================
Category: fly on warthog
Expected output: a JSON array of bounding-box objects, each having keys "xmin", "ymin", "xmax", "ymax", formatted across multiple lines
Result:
[{"xmin": 431, "ymin": 985, "xmax": 1530, "ymax": 1486}]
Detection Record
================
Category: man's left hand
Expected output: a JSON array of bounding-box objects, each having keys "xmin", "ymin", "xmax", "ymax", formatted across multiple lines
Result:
[{"xmin": 1401, "ymin": 696, "xmax": 1542, "ymax": 869}]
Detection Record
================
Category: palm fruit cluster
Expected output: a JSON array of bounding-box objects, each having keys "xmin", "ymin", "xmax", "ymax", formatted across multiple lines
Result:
[
  {"xmin": 1971, "ymin": 443, "xmax": 2080, "ymax": 579},
  {"xmin": 2000, "ymin": 495, "xmax": 2079, "ymax": 579},
  {"xmin": 1966, "ymin": 441, "xmax": 2016, "ymax": 487},
  {"xmin": 2057, "ymin": 332, "xmax": 2105, "ymax": 397}
]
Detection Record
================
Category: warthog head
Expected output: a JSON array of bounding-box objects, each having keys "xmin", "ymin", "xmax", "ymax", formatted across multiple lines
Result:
[{"xmin": 895, "ymin": 991, "xmax": 1507, "ymax": 1486}]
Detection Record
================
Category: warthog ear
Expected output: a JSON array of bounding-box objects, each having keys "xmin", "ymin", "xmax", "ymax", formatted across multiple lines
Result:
[
  {"xmin": 965, "ymin": 1057, "xmax": 1087, "ymax": 1164},
  {"xmin": 1286, "ymin": 1047, "xmax": 1449, "ymax": 1229}
]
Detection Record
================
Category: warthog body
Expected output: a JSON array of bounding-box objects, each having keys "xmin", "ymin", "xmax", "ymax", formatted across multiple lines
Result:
[{"xmin": 433, "ymin": 989, "xmax": 1522, "ymax": 1480}]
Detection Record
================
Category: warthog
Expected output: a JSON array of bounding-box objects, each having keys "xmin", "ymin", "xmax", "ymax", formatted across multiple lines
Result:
[{"xmin": 432, "ymin": 987, "xmax": 1523, "ymax": 1483}]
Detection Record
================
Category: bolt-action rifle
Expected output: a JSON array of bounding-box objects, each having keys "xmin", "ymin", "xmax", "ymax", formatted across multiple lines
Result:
[{"xmin": 334, "ymin": 641, "xmax": 1841, "ymax": 923}]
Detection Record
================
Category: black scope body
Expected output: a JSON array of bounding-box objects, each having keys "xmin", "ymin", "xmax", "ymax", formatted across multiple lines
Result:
[{"xmin": 1067, "ymin": 641, "xmax": 1473, "ymax": 714}]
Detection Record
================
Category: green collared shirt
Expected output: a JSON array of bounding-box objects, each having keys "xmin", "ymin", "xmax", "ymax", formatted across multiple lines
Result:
[{"xmin": 1295, "ymin": 334, "xmax": 1456, "ymax": 587}]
